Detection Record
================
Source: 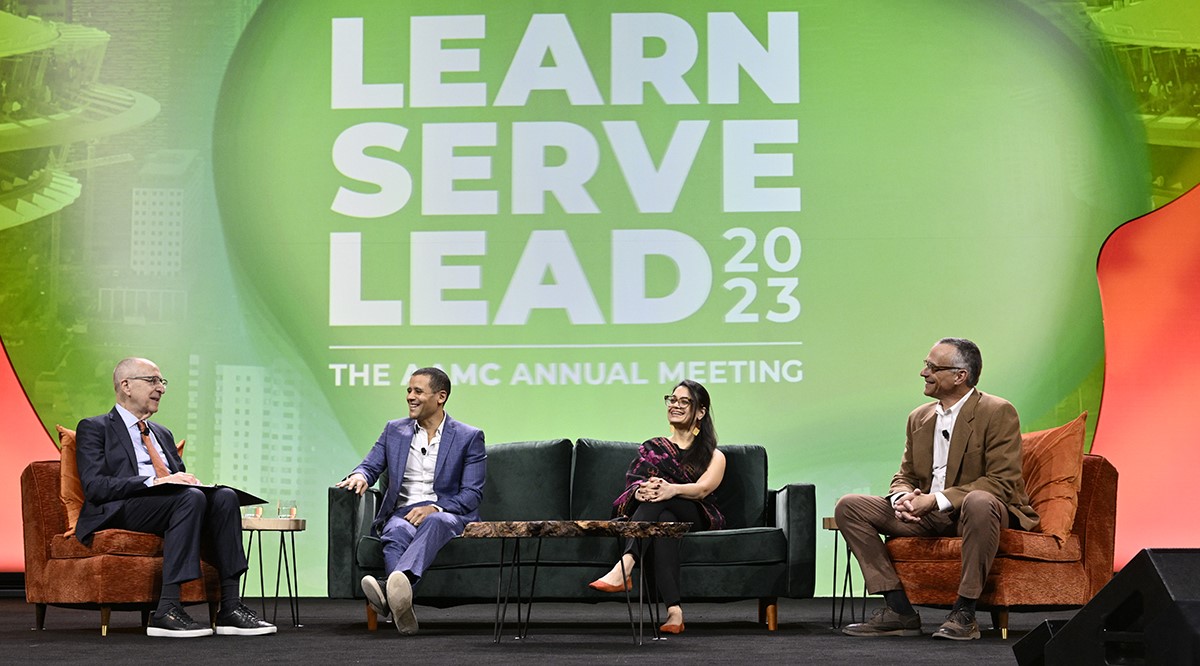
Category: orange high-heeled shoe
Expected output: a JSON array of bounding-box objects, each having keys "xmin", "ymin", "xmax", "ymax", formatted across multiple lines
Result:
[
  {"xmin": 659, "ymin": 622, "xmax": 685, "ymax": 634},
  {"xmin": 587, "ymin": 576, "xmax": 632, "ymax": 593}
]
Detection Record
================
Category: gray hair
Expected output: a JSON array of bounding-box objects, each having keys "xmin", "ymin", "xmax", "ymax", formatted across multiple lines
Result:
[{"xmin": 937, "ymin": 338, "xmax": 982, "ymax": 387}]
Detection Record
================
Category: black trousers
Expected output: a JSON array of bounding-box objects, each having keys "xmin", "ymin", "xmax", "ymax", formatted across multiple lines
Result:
[
  {"xmin": 624, "ymin": 498, "xmax": 706, "ymax": 607},
  {"xmin": 115, "ymin": 486, "xmax": 248, "ymax": 587}
]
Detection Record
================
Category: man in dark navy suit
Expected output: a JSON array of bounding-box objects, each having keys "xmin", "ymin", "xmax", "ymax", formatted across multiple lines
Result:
[
  {"xmin": 75, "ymin": 357, "xmax": 275, "ymax": 638},
  {"xmin": 336, "ymin": 366, "xmax": 486, "ymax": 635}
]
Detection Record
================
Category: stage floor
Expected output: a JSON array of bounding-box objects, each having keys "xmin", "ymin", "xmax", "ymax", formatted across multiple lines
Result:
[{"xmin": 2, "ymin": 595, "xmax": 1073, "ymax": 664}]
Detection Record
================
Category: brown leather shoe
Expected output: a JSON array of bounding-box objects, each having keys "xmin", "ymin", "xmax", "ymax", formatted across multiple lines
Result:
[
  {"xmin": 842, "ymin": 606, "xmax": 922, "ymax": 637},
  {"xmin": 932, "ymin": 609, "xmax": 981, "ymax": 640}
]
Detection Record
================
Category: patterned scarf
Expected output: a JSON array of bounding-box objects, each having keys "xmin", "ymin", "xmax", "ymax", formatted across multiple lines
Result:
[{"xmin": 611, "ymin": 436, "xmax": 726, "ymax": 530}]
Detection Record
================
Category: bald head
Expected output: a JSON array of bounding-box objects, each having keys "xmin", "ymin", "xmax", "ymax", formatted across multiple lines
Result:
[
  {"xmin": 113, "ymin": 357, "xmax": 157, "ymax": 393},
  {"xmin": 113, "ymin": 357, "xmax": 166, "ymax": 419}
]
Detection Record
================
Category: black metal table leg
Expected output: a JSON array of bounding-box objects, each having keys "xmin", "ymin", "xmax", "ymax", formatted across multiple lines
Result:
[
  {"xmin": 494, "ymin": 537, "xmax": 526, "ymax": 642},
  {"xmin": 289, "ymin": 531, "xmax": 301, "ymax": 627},
  {"xmin": 613, "ymin": 535, "xmax": 638, "ymax": 644},
  {"xmin": 273, "ymin": 532, "xmax": 284, "ymax": 624},
  {"xmin": 256, "ymin": 531, "xmax": 267, "ymax": 619},
  {"xmin": 516, "ymin": 538, "xmax": 542, "ymax": 640},
  {"xmin": 242, "ymin": 529, "xmax": 256, "ymax": 598},
  {"xmin": 837, "ymin": 538, "xmax": 863, "ymax": 627},
  {"xmin": 276, "ymin": 532, "xmax": 300, "ymax": 627},
  {"xmin": 614, "ymin": 535, "xmax": 657, "ymax": 645},
  {"xmin": 492, "ymin": 538, "xmax": 507, "ymax": 643},
  {"xmin": 831, "ymin": 529, "xmax": 839, "ymax": 627}
]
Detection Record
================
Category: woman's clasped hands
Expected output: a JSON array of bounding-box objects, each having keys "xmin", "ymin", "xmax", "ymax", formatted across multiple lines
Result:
[{"xmin": 635, "ymin": 477, "xmax": 676, "ymax": 503}]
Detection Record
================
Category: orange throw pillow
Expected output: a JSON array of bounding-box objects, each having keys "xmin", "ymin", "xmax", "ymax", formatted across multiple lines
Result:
[
  {"xmin": 56, "ymin": 425, "xmax": 84, "ymax": 537},
  {"xmin": 1021, "ymin": 412, "xmax": 1087, "ymax": 544}
]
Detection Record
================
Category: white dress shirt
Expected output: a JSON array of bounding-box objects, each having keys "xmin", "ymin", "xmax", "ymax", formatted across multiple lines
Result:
[
  {"xmin": 930, "ymin": 388, "xmax": 974, "ymax": 511},
  {"xmin": 397, "ymin": 414, "xmax": 443, "ymax": 509}
]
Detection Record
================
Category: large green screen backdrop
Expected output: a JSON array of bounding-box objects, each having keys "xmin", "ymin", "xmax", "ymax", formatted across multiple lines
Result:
[{"xmin": 0, "ymin": 1, "xmax": 1149, "ymax": 594}]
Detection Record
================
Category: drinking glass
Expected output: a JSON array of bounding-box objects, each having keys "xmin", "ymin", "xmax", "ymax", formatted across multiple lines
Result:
[{"xmin": 278, "ymin": 499, "xmax": 297, "ymax": 519}]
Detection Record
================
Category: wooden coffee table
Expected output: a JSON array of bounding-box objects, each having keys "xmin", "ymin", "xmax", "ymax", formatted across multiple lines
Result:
[{"xmin": 461, "ymin": 519, "xmax": 691, "ymax": 644}]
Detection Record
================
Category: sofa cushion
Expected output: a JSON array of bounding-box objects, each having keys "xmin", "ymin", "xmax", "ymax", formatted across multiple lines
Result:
[
  {"xmin": 997, "ymin": 529, "xmax": 1082, "ymax": 562},
  {"xmin": 480, "ymin": 439, "xmax": 573, "ymax": 521},
  {"xmin": 51, "ymin": 529, "xmax": 165, "ymax": 559},
  {"xmin": 571, "ymin": 439, "xmax": 641, "ymax": 520},
  {"xmin": 887, "ymin": 528, "xmax": 1081, "ymax": 563},
  {"xmin": 1022, "ymin": 413, "xmax": 1087, "ymax": 544},
  {"xmin": 679, "ymin": 526, "xmax": 786, "ymax": 564},
  {"xmin": 710, "ymin": 445, "xmax": 768, "ymax": 529},
  {"xmin": 55, "ymin": 425, "xmax": 85, "ymax": 537}
]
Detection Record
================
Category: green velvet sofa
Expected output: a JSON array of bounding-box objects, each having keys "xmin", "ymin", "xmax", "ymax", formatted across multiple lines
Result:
[{"xmin": 327, "ymin": 439, "xmax": 816, "ymax": 629}]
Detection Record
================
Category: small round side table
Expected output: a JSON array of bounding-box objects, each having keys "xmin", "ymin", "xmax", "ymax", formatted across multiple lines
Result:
[{"xmin": 241, "ymin": 517, "xmax": 306, "ymax": 627}]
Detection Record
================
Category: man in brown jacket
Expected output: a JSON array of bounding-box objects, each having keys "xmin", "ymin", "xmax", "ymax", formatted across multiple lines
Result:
[{"xmin": 835, "ymin": 338, "xmax": 1038, "ymax": 640}]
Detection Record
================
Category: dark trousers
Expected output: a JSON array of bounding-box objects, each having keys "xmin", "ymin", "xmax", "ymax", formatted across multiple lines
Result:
[
  {"xmin": 115, "ymin": 486, "xmax": 248, "ymax": 588},
  {"xmin": 624, "ymin": 498, "xmax": 706, "ymax": 607}
]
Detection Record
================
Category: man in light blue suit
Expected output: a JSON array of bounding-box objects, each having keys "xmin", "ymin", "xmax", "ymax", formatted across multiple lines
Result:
[{"xmin": 336, "ymin": 367, "xmax": 486, "ymax": 635}]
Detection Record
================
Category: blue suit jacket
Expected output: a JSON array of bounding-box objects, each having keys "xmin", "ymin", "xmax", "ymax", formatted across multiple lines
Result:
[
  {"xmin": 351, "ymin": 414, "xmax": 486, "ymax": 534},
  {"xmin": 74, "ymin": 407, "xmax": 184, "ymax": 544}
]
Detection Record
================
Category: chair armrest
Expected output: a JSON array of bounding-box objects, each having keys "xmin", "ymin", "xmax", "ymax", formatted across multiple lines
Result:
[
  {"xmin": 773, "ymin": 483, "xmax": 816, "ymax": 598},
  {"xmin": 327, "ymin": 486, "xmax": 380, "ymax": 598}
]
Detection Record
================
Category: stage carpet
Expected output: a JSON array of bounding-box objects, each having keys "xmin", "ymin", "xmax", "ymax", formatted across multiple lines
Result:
[{"xmin": 1, "ymin": 595, "xmax": 1073, "ymax": 663}]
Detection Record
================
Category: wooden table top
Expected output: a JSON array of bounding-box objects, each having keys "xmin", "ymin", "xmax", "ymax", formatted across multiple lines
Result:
[
  {"xmin": 461, "ymin": 519, "xmax": 691, "ymax": 539},
  {"xmin": 241, "ymin": 517, "xmax": 307, "ymax": 531}
]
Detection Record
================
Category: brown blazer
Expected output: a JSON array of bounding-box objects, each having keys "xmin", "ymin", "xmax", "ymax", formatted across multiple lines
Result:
[{"xmin": 890, "ymin": 390, "xmax": 1039, "ymax": 531}]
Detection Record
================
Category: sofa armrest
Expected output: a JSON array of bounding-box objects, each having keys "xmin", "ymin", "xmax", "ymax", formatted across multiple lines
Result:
[
  {"xmin": 773, "ymin": 483, "xmax": 816, "ymax": 598},
  {"xmin": 327, "ymin": 486, "xmax": 380, "ymax": 598}
]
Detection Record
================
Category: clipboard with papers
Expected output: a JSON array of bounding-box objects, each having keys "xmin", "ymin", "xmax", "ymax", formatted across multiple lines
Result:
[{"xmin": 137, "ymin": 482, "xmax": 267, "ymax": 506}]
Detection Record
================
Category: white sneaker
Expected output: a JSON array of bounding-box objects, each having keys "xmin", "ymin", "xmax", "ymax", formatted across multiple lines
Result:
[
  {"xmin": 386, "ymin": 571, "xmax": 418, "ymax": 635},
  {"xmin": 361, "ymin": 575, "xmax": 390, "ymax": 619}
]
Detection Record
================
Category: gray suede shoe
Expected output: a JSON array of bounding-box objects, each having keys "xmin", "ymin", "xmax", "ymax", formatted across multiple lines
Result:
[
  {"xmin": 386, "ymin": 571, "xmax": 419, "ymax": 636},
  {"xmin": 842, "ymin": 606, "xmax": 922, "ymax": 637}
]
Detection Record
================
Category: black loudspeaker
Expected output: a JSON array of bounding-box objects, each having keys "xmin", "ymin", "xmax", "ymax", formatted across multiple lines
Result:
[
  {"xmin": 1037, "ymin": 548, "xmax": 1200, "ymax": 665},
  {"xmin": 1013, "ymin": 619, "xmax": 1068, "ymax": 666}
]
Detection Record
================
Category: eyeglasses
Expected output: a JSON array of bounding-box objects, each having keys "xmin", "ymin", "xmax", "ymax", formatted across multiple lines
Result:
[
  {"xmin": 127, "ymin": 376, "xmax": 169, "ymax": 387},
  {"xmin": 664, "ymin": 395, "xmax": 693, "ymax": 408},
  {"xmin": 923, "ymin": 361, "xmax": 963, "ymax": 374}
]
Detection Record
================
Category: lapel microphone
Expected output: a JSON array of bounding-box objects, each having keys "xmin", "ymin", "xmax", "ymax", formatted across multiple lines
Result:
[
  {"xmin": 941, "ymin": 429, "xmax": 950, "ymax": 441},
  {"xmin": 421, "ymin": 447, "xmax": 427, "ymax": 455},
  {"xmin": 141, "ymin": 423, "xmax": 151, "ymax": 437}
]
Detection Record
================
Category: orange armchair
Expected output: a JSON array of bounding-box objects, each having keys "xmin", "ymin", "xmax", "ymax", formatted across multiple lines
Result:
[
  {"xmin": 21, "ymin": 460, "xmax": 220, "ymax": 635},
  {"xmin": 885, "ymin": 454, "xmax": 1117, "ymax": 638}
]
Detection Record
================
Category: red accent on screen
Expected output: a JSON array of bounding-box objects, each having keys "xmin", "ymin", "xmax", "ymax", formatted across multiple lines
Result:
[
  {"xmin": 1094, "ymin": 184, "xmax": 1200, "ymax": 569},
  {"xmin": 0, "ymin": 340, "xmax": 57, "ymax": 570}
]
